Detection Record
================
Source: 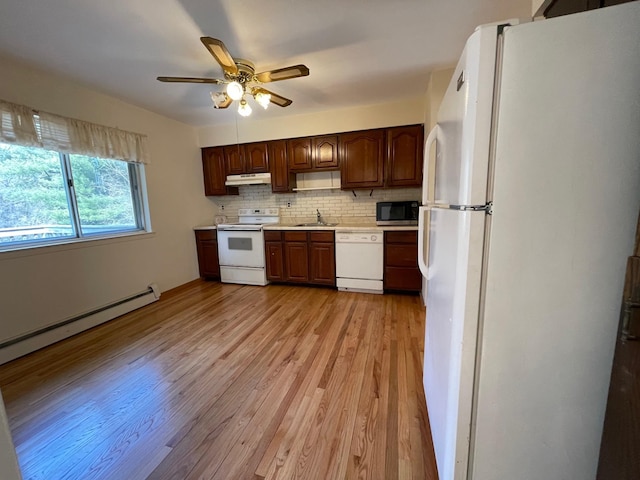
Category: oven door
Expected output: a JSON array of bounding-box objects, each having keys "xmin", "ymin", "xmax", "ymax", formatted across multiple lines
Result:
[{"xmin": 217, "ymin": 228, "xmax": 265, "ymax": 268}]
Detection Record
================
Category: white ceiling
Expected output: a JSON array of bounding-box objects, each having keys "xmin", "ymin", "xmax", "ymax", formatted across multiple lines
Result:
[{"xmin": 0, "ymin": 0, "xmax": 531, "ymax": 127}]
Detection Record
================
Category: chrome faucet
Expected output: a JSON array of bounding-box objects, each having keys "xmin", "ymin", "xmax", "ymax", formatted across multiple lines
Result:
[{"xmin": 316, "ymin": 209, "xmax": 322, "ymax": 224}]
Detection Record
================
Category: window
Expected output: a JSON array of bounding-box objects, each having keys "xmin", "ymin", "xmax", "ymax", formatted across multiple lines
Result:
[{"xmin": 0, "ymin": 142, "xmax": 147, "ymax": 249}]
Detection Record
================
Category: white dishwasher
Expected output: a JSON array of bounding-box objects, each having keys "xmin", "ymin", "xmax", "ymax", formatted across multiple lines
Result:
[{"xmin": 335, "ymin": 231, "xmax": 384, "ymax": 294}]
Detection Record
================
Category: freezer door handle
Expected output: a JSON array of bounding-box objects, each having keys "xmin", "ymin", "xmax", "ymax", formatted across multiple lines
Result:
[
  {"xmin": 417, "ymin": 206, "xmax": 429, "ymax": 278},
  {"xmin": 422, "ymin": 125, "xmax": 440, "ymax": 205}
]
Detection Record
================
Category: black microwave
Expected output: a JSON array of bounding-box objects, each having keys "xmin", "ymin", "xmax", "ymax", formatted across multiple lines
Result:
[{"xmin": 376, "ymin": 201, "xmax": 419, "ymax": 226}]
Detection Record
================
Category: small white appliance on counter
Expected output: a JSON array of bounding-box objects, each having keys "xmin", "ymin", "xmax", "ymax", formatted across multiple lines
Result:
[
  {"xmin": 335, "ymin": 231, "xmax": 383, "ymax": 294},
  {"xmin": 418, "ymin": 4, "xmax": 640, "ymax": 480},
  {"xmin": 217, "ymin": 208, "xmax": 279, "ymax": 285}
]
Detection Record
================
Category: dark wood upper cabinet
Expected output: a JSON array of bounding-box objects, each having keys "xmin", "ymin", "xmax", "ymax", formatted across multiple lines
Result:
[
  {"xmin": 223, "ymin": 145, "xmax": 245, "ymax": 175},
  {"xmin": 288, "ymin": 137, "xmax": 313, "ymax": 171},
  {"xmin": 288, "ymin": 135, "xmax": 339, "ymax": 171},
  {"xmin": 543, "ymin": 0, "xmax": 632, "ymax": 18},
  {"xmin": 223, "ymin": 142, "xmax": 269, "ymax": 174},
  {"xmin": 269, "ymin": 140, "xmax": 296, "ymax": 193},
  {"xmin": 311, "ymin": 135, "xmax": 339, "ymax": 170},
  {"xmin": 202, "ymin": 123, "xmax": 424, "ymax": 195},
  {"xmin": 386, "ymin": 125, "xmax": 424, "ymax": 188},
  {"xmin": 202, "ymin": 147, "xmax": 238, "ymax": 196},
  {"xmin": 339, "ymin": 129, "xmax": 386, "ymax": 189},
  {"xmin": 245, "ymin": 142, "xmax": 269, "ymax": 173}
]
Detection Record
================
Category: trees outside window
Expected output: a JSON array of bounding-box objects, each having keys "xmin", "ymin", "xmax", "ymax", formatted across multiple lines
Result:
[{"xmin": 0, "ymin": 142, "xmax": 147, "ymax": 248}]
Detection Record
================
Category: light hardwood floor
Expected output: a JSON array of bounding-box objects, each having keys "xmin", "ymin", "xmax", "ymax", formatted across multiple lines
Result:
[{"xmin": 0, "ymin": 280, "xmax": 438, "ymax": 480}]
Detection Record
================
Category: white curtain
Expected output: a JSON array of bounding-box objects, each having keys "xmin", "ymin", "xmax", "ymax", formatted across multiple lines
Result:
[{"xmin": 0, "ymin": 99, "xmax": 149, "ymax": 164}]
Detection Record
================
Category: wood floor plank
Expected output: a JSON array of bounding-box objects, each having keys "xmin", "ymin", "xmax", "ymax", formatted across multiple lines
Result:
[{"xmin": 0, "ymin": 281, "xmax": 436, "ymax": 480}]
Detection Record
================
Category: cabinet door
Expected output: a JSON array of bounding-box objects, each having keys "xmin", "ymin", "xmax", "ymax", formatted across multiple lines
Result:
[
  {"xmin": 288, "ymin": 137, "xmax": 313, "ymax": 171},
  {"xmin": 339, "ymin": 129, "xmax": 385, "ymax": 189},
  {"xmin": 309, "ymin": 241, "xmax": 336, "ymax": 286},
  {"xmin": 245, "ymin": 142, "xmax": 269, "ymax": 173},
  {"xmin": 386, "ymin": 125, "xmax": 424, "ymax": 187},
  {"xmin": 269, "ymin": 140, "xmax": 295, "ymax": 193},
  {"xmin": 202, "ymin": 147, "xmax": 238, "ymax": 196},
  {"xmin": 265, "ymin": 241, "xmax": 285, "ymax": 281},
  {"xmin": 284, "ymin": 241, "xmax": 309, "ymax": 282},
  {"xmin": 195, "ymin": 231, "xmax": 220, "ymax": 279},
  {"xmin": 223, "ymin": 145, "xmax": 246, "ymax": 175},
  {"xmin": 312, "ymin": 135, "xmax": 339, "ymax": 170},
  {"xmin": 383, "ymin": 231, "xmax": 421, "ymax": 292}
]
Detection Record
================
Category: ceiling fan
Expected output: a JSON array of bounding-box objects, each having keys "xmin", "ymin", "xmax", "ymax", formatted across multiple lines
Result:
[{"xmin": 157, "ymin": 37, "xmax": 309, "ymax": 117}]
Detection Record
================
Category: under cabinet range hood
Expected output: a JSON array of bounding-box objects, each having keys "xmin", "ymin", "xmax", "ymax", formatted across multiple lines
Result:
[{"xmin": 225, "ymin": 172, "xmax": 272, "ymax": 186}]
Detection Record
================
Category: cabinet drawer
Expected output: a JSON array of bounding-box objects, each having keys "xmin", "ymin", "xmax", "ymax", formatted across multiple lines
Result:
[
  {"xmin": 309, "ymin": 231, "xmax": 334, "ymax": 243},
  {"xmin": 264, "ymin": 231, "xmax": 283, "ymax": 241},
  {"xmin": 384, "ymin": 266, "xmax": 422, "ymax": 292},
  {"xmin": 195, "ymin": 230, "xmax": 217, "ymax": 241},
  {"xmin": 284, "ymin": 231, "xmax": 308, "ymax": 242},
  {"xmin": 385, "ymin": 231, "xmax": 418, "ymax": 244},
  {"xmin": 385, "ymin": 244, "xmax": 417, "ymax": 268}
]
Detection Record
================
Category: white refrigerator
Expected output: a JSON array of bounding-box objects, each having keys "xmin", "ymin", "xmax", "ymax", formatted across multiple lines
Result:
[{"xmin": 418, "ymin": 3, "xmax": 640, "ymax": 480}]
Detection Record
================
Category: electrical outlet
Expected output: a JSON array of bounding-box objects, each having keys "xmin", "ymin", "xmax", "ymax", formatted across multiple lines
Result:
[{"xmin": 287, "ymin": 202, "xmax": 291, "ymax": 208}]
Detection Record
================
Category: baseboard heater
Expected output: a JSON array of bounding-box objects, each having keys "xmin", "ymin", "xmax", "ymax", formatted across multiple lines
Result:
[{"xmin": 0, "ymin": 283, "xmax": 160, "ymax": 365}]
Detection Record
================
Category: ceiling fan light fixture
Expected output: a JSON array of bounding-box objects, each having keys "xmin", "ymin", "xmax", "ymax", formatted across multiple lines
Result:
[
  {"xmin": 210, "ymin": 91, "xmax": 227, "ymax": 108},
  {"xmin": 238, "ymin": 99, "xmax": 252, "ymax": 117},
  {"xmin": 226, "ymin": 81, "xmax": 244, "ymax": 101},
  {"xmin": 254, "ymin": 91, "xmax": 271, "ymax": 110}
]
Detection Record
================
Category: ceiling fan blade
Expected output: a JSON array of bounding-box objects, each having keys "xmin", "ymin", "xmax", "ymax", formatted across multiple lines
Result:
[
  {"xmin": 157, "ymin": 76, "xmax": 224, "ymax": 84},
  {"xmin": 255, "ymin": 64, "xmax": 310, "ymax": 83},
  {"xmin": 200, "ymin": 37, "xmax": 239, "ymax": 75},
  {"xmin": 256, "ymin": 88, "xmax": 293, "ymax": 107}
]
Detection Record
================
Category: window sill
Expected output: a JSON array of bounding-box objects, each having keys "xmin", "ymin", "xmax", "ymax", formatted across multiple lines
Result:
[{"xmin": 0, "ymin": 230, "xmax": 156, "ymax": 261}]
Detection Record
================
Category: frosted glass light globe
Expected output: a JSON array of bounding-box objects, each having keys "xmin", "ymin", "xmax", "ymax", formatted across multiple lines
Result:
[
  {"xmin": 255, "ymin": 91, "xmax": 271, "ymax": 109},
  {"xmin": 238, "ymin": 99, "xmax": 252, "ymax": 117},
  {"xmin": 226, "ymin": 81, "xmax": 244, "ymax": 101}
]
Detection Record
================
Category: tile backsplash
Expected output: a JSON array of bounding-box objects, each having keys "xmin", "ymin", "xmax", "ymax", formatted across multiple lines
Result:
[{"xmin": 209, "ymin": 185, "xmax": 421, "ymax": 224}]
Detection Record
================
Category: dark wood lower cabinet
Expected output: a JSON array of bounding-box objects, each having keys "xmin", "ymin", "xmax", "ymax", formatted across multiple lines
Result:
[
  {"xmin": 265, "ymin": 230, "xmax": 335, "ymax": 287},
  {"xmin": 285, "ymin": 241, "xmax": 310, "ymax": 283},
  {"xmin": 195, "ymin": 230, "xmax": 220, "ymax": 280},
  {"xmin": 309, "ymin": 232, "xmax": 336, "ymax": 286},
  {"xmin": 265, "ymin": 241, "xmax": 285, "ymax": 281},
  {"xmin": 384, "ymin": 231, "xmax": 421, "ymax": 292}
]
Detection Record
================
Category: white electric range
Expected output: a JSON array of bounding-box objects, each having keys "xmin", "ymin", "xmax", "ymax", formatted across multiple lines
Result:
[{"xmin": 216, "ymin": 208, "xmax": 279, "ymax": 286}]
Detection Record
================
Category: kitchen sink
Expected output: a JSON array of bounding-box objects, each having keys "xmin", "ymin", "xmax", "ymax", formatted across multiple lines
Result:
[{"xmin": 294, "ymin": 222, "xmax": 338, "ymax": 227}]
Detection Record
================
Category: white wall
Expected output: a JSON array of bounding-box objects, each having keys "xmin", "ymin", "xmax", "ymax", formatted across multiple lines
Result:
[
  {"xmin": 0, "ymin": 55, "xmax": 213, "ymax": 345},
  {"xmin": 197, "ymin": 96, "xmax": 427, "ymax": 146}
]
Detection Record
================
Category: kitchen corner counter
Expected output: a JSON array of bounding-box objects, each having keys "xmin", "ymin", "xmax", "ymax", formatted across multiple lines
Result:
[
  {"xmin": 193, "ymin": 225, "xmax": 218, "ymax": 230},
  {"xmin": 264, "ymin": 223, "xmax": 418, "ymax": 232}
]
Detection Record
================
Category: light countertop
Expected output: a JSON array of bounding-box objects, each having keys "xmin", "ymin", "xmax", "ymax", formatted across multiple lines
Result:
[
  {"xmin": 264, "ymin": 223, "xmax": 418, "ymax": 232},
  {"xmin": 194, "ymin": 224, "xmax": 418, "ymax": 232}
]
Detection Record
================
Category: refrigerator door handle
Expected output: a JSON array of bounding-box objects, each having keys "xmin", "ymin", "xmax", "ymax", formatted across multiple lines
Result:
[
  {"xmin": 422, "ymin": 125, "xmax": 440, "ymax": 205},
  {"xmin": 427, "ymin": 202, "xmax": 493, "ymax": 215},
  {"xmin": 417, "ymin": 206, "xmax": 429, "ymax": 278}
]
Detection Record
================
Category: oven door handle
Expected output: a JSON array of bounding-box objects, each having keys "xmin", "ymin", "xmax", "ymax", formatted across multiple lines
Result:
[{"xmin": 217, "ymin": 226, "xmax": 263, "ymax": 231}]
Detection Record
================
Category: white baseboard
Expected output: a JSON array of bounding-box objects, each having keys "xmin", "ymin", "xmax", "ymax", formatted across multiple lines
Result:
[{"xmin": 0, "ymin": 284, "xmax": 160, "ymax": 366}]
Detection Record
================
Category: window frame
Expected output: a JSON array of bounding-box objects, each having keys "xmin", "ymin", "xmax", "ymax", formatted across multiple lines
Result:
[{"xmin": 0, "ymin": 143, "xmax": 151, "ymax": 252}]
